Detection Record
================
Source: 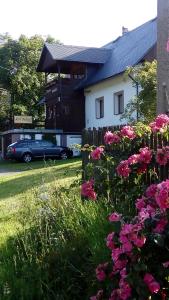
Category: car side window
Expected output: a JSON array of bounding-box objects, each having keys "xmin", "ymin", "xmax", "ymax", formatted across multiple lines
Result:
[
  {"xmin": 40, "ymin": 141, "xmax": 53, "ymax": 147},
  {"xmin": 29, "ymin": 141, "xmax": 41, "ymax": 148},
  {"xmin": 16, "ymin": 142, "xmax": 28, "ymax": 148}
]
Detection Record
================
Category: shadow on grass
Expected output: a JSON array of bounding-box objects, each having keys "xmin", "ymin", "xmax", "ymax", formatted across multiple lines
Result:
[
  {"xmin": 0, "ymin": 160, "xmax": 81, "ymax": 201},
  {"xmin": 0, "ymin": 157, "xmax": 81, "ymax": 172}
]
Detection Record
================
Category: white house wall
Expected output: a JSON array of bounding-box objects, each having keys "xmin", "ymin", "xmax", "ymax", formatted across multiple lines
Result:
[{"xmin": 85, "ymin": 74, "xmax": 136, "ymax": 128}]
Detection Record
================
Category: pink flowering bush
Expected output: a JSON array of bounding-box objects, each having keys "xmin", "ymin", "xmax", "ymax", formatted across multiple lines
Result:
[
  {"xmin": 91, "ymin": 180, "xmax": 169, "ymax": 299},
  {"xmin": 82, "ymin": 114, "xmax": 169, "ymax": 216},
  {"xmin": 81, "ymin": 115, "xmax": 169, "ymax": 299}
]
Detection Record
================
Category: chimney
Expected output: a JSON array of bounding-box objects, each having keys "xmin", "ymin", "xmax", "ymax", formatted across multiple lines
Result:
[{"xmin": 122, "ymin": 26, "xmax": 128, "ymax": 35}]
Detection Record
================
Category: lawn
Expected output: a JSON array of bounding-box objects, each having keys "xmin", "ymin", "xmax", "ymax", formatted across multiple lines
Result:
[{"xmin": 0, "ymin": 158, "xmax": 81, "ymax": 245}]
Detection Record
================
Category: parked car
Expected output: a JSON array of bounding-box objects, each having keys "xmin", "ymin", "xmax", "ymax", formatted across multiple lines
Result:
[{"xmin": 6, "ymin": 139, "xmax": 73, "ymax": 162}]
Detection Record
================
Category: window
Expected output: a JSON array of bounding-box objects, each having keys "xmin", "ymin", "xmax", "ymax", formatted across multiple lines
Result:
[
  {"xmin": 114, "ymin": 91, "xmax": 124, "ymax": 115},
  {"xmin": 95, "ymin": 97, "xmax": 104, "ymax": 119}
]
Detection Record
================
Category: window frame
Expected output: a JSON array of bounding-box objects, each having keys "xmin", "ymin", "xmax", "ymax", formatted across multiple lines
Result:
[
  {"xmin": 114, "ymin": 91, "xmax": 124, "ymax": 115},
  {"xmin": 95, "ymin": 96, "xmax": 104, "ymax": 119}
]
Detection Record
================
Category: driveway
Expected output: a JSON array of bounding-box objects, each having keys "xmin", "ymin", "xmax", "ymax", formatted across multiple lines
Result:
[{"xmin": 0, "ymin": 169, "xmax": 22, "ymax": 176}]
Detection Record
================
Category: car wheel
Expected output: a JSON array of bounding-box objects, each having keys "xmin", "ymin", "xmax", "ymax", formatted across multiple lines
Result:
[
  {"xmin": 60, "ymin": 151, "xmax": 68, "ymax": 160},
  {"xmin": 22, "ymin": 153, "xmax": 32, "ymax": 163}
]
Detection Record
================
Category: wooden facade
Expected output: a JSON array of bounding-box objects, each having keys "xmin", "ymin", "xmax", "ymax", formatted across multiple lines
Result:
[{"xmin": 45, "ymin": 76, "xmax": 85, "ymax": 132}]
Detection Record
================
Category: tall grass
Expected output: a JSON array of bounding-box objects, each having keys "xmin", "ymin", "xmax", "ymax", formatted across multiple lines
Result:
[{"xmin": 0, "ymin": 184, "xmax": 113, "ymax": 299}]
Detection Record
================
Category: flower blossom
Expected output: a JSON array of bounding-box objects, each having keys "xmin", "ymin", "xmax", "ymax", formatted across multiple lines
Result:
[
  {"xmin": 109, "ymin": 212, "xmax": 121, "ymax": 222},
  {"xmin": 106, "ymin": 232, "xmax": 115, "ymax": 249},
  {"xmin": 144, "ymin": 273, "xmax": 160, "ymax": 294},
  {"xmin": 116, "ymin": 160, "xmax": 131, "ymax": 177},
  {"xmin": 81, "ymin": 179, "xmax": 97, "ymax": 200},
  {"xmin": 104, "ymin": 131, "xmax": 121, "ymax": 144},
  {"xmin": 139, "ymin": 147, "xmax": 152, "ymax": 164},
  {"xmin": 121, "ymin": 125, "xmax": 136, "ymax": 140},
  {"xmin": 153, "ymin": 218, "xmax": 168, "ymax": 233},
  {"xmin": 128, "ymin": 154, "xmax": 140, "ymax": 165},
  {"xmin": 96, "ymin": 263, "xmax": 108, "ymax": 281},
  {"xmin": 146, "ymin": 184, "xmax": 157, "ymax": 198},
  {"xmin": 156, "ymin": 147, "xmax": 169, "ymax": 166},
  {"xmin": 163, "ymin": 261, "xmax": 169, "ymax": 268},
  {"xmin": 155, "ymin": 180, "xmax": 169, "ymax": 210},
  {"xmin": 91, "ymin": 147, "xmax": 104, "ymax": 160},
  {"xmin": 136, "ymin": 197, "xmax": 146, "ymax": 210},
  {"xmin": 150, "ymin": 114, "xmax": 169, "ymax": 132},
  {"xmin": 90, "ymin": 290, "xmax": 103, "ymax": 300}
]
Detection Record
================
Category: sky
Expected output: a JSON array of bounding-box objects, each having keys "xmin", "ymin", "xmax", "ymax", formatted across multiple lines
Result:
[{"xmin": 0, "ymin": 0, "xmax": 157, "ymax": 47}]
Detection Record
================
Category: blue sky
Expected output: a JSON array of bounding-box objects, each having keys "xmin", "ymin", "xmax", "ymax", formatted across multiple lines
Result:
[{"xmin": 0, "ymin": 0, "xmax": 157, "ymax": 47}]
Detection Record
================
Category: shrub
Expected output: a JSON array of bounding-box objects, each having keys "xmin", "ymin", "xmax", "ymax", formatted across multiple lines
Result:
[{"xmin": 81, "ymin": 114, "xmax": 169, "ymax": 299}]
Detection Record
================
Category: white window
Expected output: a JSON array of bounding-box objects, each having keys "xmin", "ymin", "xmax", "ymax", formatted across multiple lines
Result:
[
  {"xmin": 114, "ymin": 91, "xmax": 124, "ymax": 115},
  {"xmin": 95, "ymin": 97, "xmax": 104, "ymax": 119}
]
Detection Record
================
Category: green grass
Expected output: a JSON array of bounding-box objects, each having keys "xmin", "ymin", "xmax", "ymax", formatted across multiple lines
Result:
[{"xmin": 0, "ymin": 158, "xmax": 81, "ymax": 244}]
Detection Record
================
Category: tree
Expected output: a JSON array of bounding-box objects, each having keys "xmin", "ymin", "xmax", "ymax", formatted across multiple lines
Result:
[
  {"xmin": 121, "ymin": 60, "xmax": 157, "ymax": 123},
  {"xmin": 0, "ymin": 34, "xmax": 60, "ymax": 130}
]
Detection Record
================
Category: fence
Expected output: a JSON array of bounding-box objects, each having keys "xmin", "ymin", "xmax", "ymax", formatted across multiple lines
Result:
[{"xmin": 82, "ymin": 126, "xmax": 169, "ymax": 183}]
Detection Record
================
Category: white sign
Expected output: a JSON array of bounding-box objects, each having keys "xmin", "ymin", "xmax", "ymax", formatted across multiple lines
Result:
[{"xmin": 14, "ymin": 116, "xmax": 33, "ymax": 124}]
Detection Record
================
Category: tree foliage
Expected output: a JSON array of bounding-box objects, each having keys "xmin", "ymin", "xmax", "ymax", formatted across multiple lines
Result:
[
  {"xmin": 121, "ymin": 60, "xmax": 157, "ymax": 123},
  {"xmin": 0, "ymin": 34, "xmax": 59, "ymax": 130}
]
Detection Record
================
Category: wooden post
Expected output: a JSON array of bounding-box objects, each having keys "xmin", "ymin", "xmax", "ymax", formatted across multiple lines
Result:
[{"xmin": 157, "ymin": 0, "xmax": 169, "ymax": 114}]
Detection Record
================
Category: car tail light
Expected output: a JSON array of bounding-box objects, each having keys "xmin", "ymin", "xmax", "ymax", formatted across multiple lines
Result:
[{"xmin": 12, "ymin": 147, "xmax": 16, "ymax": 153}]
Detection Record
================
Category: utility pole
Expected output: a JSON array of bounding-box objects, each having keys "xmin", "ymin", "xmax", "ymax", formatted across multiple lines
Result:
[{"xmin": 157, "ymin": 0, "xmax": 169, "ymax": 114}]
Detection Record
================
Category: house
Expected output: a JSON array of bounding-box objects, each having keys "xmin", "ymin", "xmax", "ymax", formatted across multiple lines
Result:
[{"xmin": 37, "ymin": 18, "xmax": 157, "ymax": 131}]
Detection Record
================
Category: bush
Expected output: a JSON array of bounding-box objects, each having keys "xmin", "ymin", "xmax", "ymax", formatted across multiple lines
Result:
[{"xmin": 81, "ymin": 115, "xmax": 169, "ymax": 299}]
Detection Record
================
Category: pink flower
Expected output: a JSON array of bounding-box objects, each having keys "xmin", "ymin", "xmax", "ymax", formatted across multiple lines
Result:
[
  {"xmin": 155, "ymin": 180, "xmax": 169, "ymax": 210},
  {"xmin": 116, "ymin": 160, "xmax": 131, "ymax": 177},
  {"xmin": 121, "ymin": 125, "xmax": 136, "ymax": 140},
  {"xmin": 96, "ymin": 263, "xmax": 108, "ymax": 281},
  {"xmin": 119, "ymin": 278, "xmax": 132, "ymax": 300},
  {"xmin": 146, "ymin": 184, "xmax": 157, "ymax": 198},
  {"xmin": 153, "ymin": 218, "xmax": 168, "ymax": 233},
  {"xmin": 106, "ymin": 233, "xmax": 115, "ymax": 249},
  {"xmin": 91, "ymin": 147, "xmax": 104, "ymax": 160},
  {"xmin": 136, "ymin": 197, "xmax": 146, "ymax": 210},
  {"xmin": 132, "ymin": 235, "xmax": 146, "ymax": 248},
  {"xmin": 104, "ymin": 131, "xmax": 121, "ymax": 144},
  {"xmin": 156, "ymin": 147, "xmax": 169, "ymax": 166},
  {"xmin": 150, "ymin": 121, "xmax": 159, "ymax": 132},
  {"xmin": 90, "ymin": 290, "xmax": 103, "ymax": 300},
  {"xmin": 112, "ymin": 247, "xmax": 122, "ymax": 262},
  {"xmin": 109, "ymin": 212, "xmax": 121, "ymax": 222},
  {"xmin": 113, "ymin": 259, "xmax": 128, "ymax": 271},
  {"xmin": 128, "ymin": 154, "xmax": 140, "ymax": 165},
  {"xmin": 163, "ymin": 261, "xmax": 169, "ymax": 268},
  {"xmin": 155, "ymin": 114, "xmax": 169, "ymax": 128},
  {"xmin": 109, "ymin": 289, "xmax": 120, "ymax": 300},
  {"xmin": 139, "ymin": 147, "xmax": 152, "ymax": 164},
  {"xmin": 81, "ymin": 180, "xmax": 97, "ymax": 200},
  {"xmin": 144, "ymin": 273, "xmax": 160, "ymax": 294}
]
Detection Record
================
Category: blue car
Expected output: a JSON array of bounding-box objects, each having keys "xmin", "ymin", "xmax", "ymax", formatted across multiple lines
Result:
[{"xmin": 6, "ymin": 139, "xmax": 73, "ymax": 162}]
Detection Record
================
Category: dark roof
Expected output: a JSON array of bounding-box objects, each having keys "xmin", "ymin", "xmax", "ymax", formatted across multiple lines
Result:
[
  {"xmin": 45, "ymin": 43, "xmax": 111, "ymax": 64},
  {"xmin": 37, "ymin": 44, "xmax": 111, "ymax": 71},
  {"xmin": 37, "ymin": 18, "xmax": 157, "ymax": 86},
  {"xmin": 79, "ymin": 18, "xmax": 157, "ymax": 88}
]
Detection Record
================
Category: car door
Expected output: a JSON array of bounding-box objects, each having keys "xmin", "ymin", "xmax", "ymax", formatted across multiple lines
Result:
[
  {"xmin": 29, "ymin": 141, "xmax": 44, "ymax": 157},
  {"xmin": 40, "ymin": 141, "xmax": 60, "ymax": 157}
]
